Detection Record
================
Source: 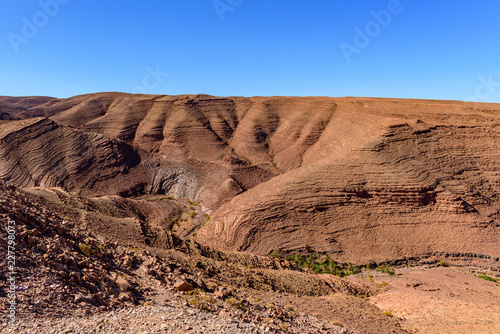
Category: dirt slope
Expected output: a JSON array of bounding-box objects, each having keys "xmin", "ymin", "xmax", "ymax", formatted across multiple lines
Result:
[{"xmin": 368, "ymin": 267, "xmax": 500, "ymax": 333}]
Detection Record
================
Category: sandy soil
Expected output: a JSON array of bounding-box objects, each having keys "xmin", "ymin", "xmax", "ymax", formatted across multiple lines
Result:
[{"xmin": 368, "ymin": 267, "xmax": 500, "ymax": 334}]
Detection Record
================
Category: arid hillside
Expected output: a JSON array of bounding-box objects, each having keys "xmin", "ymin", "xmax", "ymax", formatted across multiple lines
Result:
[
  {"xmin": 0, "ymin": 93, "xmax": 499, "ymax": 266},
  {"xmin": 0, "ymin": 117, "xmax": 143, "ymax": 196},
  {"xmin": 1, "ymin": 93, "xmax": 500, "ymax": 333}
]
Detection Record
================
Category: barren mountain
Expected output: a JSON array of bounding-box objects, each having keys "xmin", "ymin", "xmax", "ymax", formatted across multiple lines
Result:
[
  {"xmin": 1, "ymin": 93, "xmax": 500, "ymax": 333},
  {"xmin": 1, "ymin": 93, "xmax": 499, "ymax": 266},
  {"xmin": 199, "ymin": 122, "xmax": 500, "ymax": 264},
  {"xmin": 0, "ymin": 96, "xmax": 59, "ymax": 119}
]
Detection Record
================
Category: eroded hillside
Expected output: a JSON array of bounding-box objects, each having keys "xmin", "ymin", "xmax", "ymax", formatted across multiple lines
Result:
[{"xmin": 0, "ymin": 93, "xmax": 499, "ymax": 267}]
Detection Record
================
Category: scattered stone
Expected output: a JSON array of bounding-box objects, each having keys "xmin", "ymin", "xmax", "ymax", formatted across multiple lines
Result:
[{"xmin": 173, "ymin": 280, "xmax": 194, "ymax": 292}]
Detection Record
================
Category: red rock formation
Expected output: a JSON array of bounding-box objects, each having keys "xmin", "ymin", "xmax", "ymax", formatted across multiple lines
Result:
[{"xmin": 1, "ymin": 93, "xmax": 499, "ymax": 263}]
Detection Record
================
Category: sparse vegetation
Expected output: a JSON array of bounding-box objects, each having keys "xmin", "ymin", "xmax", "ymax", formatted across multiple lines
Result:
[
  {"xmin": 439, "ymin": 261, "xmax": 448, "ymax": 267},
  {"xmin": 185, "ymin": 292, "xmax": 217, "ymax": 312},
  {"xmin": 78, "ymin": 243, "xmax": 98, "ymax": 256},
  {"xmin": 225, "ymin": 297, "xmax": 250, "ymax": 313},
  {"xmin": 477, "ymin": 274, "xmax": 499, "ymax": 283},
  {"xmin": 270, "ymin": 248, "xmax": 282, "ymax": 258},
  {"xmin": 376, "ymin": 264, "xmax": 396, "ymax": 275},
  {"xmin": 384, "ymin": 311, "xmax": 393, "ymax": 317},
  {"xmin": 283, "ymin": 253, "xmax": 360, "ymax": 277}
]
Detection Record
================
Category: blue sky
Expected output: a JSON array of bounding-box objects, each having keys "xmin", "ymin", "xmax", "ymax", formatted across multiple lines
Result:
[{"xmin": 1, "ymin": 0, "xmax": 499, "ymax": 102}]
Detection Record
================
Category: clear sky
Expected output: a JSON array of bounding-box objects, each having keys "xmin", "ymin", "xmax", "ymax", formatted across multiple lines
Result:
[{"xmin": 1, "ymin": 0, "xmax": 499, "ymax": 102}]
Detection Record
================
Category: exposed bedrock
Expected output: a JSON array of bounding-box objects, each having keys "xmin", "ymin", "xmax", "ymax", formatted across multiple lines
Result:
[
  {"xmin": 0, "ymin": 117, "xmax": 143, "ymax": 196},
  {"xmin": 197, "ymin": 124, "xmax": 500, "ymax": 263},
  {"xmin": 2, "ymin": 93, "xmax": 500, "ymax": 262}
]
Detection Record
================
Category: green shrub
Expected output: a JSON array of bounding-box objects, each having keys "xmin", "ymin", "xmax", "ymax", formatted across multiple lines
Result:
[
  {"xmin": 294, "ymin": 254, "xmax": 305, "ymax": 266},
  {"xmin": 270, "ymin": 249, "xmax": 282, "ymax": 258},
  {"xmin": 285, "ymin": 252, "xmax": 363, "ymax": 277},
  {"xmin": 376, "ymin": 264, "xmax": 396, "ymax": 275},
  {"xmin": 477, "ymin": 274, "xmax": 499, "ymax": 283}
]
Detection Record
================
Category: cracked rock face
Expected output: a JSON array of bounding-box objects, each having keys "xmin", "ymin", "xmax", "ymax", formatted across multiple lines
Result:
[{"xmin": 151, "ymin": 166, "xmax": 200, "ymax": 199}]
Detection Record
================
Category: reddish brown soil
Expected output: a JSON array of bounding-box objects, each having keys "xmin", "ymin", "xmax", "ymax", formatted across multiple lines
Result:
[{"xmin": 368, "ymin": 267, "xmax": 500, "ymax": 333}]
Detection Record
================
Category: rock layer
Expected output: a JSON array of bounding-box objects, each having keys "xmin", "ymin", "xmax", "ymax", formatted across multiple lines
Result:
[
  {"xmin": 198, "ymin": 122, "xmax": 500, "ymax": 263},
  {"xmin": 2, "ymin": 93, "xmax": 500, "ymax": 263},
  {"xmin": 0, "ymin": 117, "xmax": 142, "ymax": 195}
]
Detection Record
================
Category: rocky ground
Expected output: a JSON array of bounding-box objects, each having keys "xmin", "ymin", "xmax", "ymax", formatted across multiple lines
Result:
[
  {"xmin": 0, "ymin": 183, "xmax": 369, "ymax": 333},
  {"xmin": 2, "ymin": 301, "xmax": 359, "ymax": 334},
  {"xmin": 1, "ymin": 182, "xmax": 500, "ymax": 333}
]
